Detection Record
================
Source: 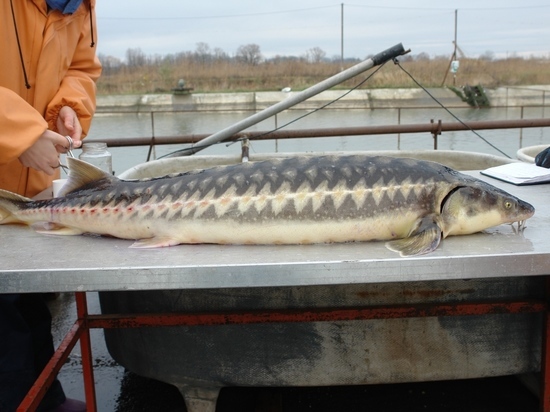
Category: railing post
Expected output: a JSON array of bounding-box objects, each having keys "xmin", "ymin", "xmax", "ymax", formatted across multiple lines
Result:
[
  {"xmin": 397, "ymin": 108, "xmax": 401, "ymax": 150},
  {"xmin": 430, "ymin": 119, "xmax": 442, "ymax": 150},
  {"xmin": 520, "ymin": 106, "xmax": 524, "ymax": 148},
  {"xmin": 147, "ymin": 112, "xmax": 156, "ymax": 161}
]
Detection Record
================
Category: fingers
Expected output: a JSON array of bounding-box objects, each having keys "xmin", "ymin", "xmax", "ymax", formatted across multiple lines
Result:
[
  {"xmin": 46, "ymin": 131, "xmax": 77, "ymax": 155},
  {"xmin": 19, "ymin": 107, "xmax": 85, "ymax": 175},
  {"xmin": 19, "ymin": 153, "xmax": 59, "ymax": 176},
  {"xmin": 48, "ymin": 132, "xmax": 71, "ymax": 148},
  {"xmin": 71, "ymin": 136, "xmax": 82, "ymax": 149},
  {"xmin": 19, "ymin": 130, "xmax": 66, "ymax": 175},
  {"xmin": 51, "ymin": 134, "xmax": 73, "ymax": 155},
  {"xmin": 57, "ymin": 106, "xmax": 83, "ymax": 147}
]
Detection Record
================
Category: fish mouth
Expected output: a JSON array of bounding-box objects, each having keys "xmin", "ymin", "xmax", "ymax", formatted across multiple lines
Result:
[
  {"xmin": 511, "ymin": 220, "xmax": 527, "ymax": 233},
  {"xmin": 509, "ymin": 199, "xmax": 535, "ymax": 233}
]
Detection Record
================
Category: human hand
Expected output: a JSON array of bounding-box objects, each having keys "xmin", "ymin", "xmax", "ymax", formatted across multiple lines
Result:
[
  {"xmin": 56, "ymin": 106, "xmax": 83, "ymax": 149},
  {"xmin": 535, "ymin": 147, "xmax": 550, "ymax": 168},
  {"xmin": 19, "ymin": 130, "xmax": 72, "ymax": 175}
]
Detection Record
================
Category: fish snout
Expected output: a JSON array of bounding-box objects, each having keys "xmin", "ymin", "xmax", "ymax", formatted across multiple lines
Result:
[
  {"xmin": 499, "ymin": 194, "xmax": 535, "ymax": 225},
  {"xmin": 516, "ymin": 198, "xmax": 535, "ymax": 221}
]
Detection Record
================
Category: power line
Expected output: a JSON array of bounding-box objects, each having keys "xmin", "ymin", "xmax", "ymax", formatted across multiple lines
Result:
[
  {"xmin": 98, "ymin": 5, "xmax": 336, "ymax": 20},
  {"xmin": 346, "ymin": 3, "xmax": 550, "ymax": 11},
  {"xmin": 395, "ymin": 59, "xmax": 511, "ymax": 158}
]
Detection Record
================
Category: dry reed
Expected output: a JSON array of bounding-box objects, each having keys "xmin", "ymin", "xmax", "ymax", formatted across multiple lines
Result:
[{"xmin": 97, "ymin": 56, "xmax": 550, "ymax": 95}]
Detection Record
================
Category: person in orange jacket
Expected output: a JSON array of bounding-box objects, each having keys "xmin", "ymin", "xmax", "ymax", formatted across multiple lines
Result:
[
  {"xmin": 1, "ymin": 0, "xmax": 101, "ymax": 197},
  {"xmin": 0, "ymin": 1, "xmax": 101, "ymax": 411}
]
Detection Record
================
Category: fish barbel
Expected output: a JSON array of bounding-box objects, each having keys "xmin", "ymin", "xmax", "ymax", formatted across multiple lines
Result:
[{"xmin": 0, "ymin": 155, "xmax": 535, "ymax": 256}]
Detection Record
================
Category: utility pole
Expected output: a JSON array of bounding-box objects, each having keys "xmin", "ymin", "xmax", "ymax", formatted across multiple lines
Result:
[
  {"xmin": 452, "ymin": 8, "xmax": 458, "ymax": 86},
  {"xmin": 340, "ymin": 3, "xmax": 344, "ymax": 71},
  {"xmin": 441, "ymin": 9, "xmax": 459, "ymax": 86}
]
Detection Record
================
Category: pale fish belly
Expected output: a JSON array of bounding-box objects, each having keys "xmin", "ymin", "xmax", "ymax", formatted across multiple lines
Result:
[
  {"xmin": 30, "ymin": 202, "xmax": 423, "ymax": 245},
  {"xmin": 126, "ymin": 209, "xmax": 423, "ymax": 245}
]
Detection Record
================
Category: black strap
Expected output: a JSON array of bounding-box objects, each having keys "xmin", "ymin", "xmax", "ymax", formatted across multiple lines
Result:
[{"xmin": 9, "ymin": 0, "xmax": 31, "ymax": 89}]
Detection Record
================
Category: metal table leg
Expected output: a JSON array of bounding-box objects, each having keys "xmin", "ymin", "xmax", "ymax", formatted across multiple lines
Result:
[
  {"xmin": 75, "ymin": 292, "xmax": 97, "ymax": 412},
  {"xmin": 16, "ymin": 293, "xmax": 97, "ymax": 412},
  {"xmin": 541, "ymin": 277, "xmax": 550, "ymax": 412}
]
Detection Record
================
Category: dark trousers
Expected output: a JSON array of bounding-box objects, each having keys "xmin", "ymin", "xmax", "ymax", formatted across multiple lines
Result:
[{"xmin": 0, "ymin": 294, "xmax": 65, "ymax": 412}]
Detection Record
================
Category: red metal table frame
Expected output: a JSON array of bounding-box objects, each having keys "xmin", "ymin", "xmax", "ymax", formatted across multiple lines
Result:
[{"xmin": 17, "ymin": 278, "xmax": 550, "ymax": 412}]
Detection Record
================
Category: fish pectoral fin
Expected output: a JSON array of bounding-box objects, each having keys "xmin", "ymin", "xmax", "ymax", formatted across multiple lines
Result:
[
  {"xmin": 130, "ymin": 236, "xmax": 181, "ymax": 249},
  {"xmin": 386, "ymin": 220, "xmax": 443, "ymax": 257},
  {"xmin": 33, "ymin": 222, "xmax": 84, "ymax": 236}
]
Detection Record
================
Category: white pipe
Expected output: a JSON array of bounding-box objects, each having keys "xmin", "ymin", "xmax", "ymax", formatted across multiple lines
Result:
[{"xmin": 186, "ymin": 43, "xmax": 406, "ymax": 156}]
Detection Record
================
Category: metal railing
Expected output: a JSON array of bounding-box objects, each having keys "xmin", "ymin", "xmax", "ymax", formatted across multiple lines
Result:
[
  {"xmin": 87, "ymin": 116, "xmax": 550, "ymax": 155},
  {"xmin": 87, "ymin": 104, "xmax": 550, "ymax": 162}
]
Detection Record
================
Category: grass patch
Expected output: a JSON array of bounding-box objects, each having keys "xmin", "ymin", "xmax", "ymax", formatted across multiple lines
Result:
[{"xmin": 97, "ymin": 56, "xmax": 550, "ymax": 95}]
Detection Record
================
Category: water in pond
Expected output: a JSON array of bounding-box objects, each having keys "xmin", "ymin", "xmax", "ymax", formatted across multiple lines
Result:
[{"xmin": 85, "ymin": 106, "xmax": 548, "ymax": 175}]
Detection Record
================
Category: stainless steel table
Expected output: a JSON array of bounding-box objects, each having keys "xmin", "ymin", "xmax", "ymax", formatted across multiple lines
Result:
[{"xmin": 2, "ymin": 173, "xmax": 550, "ymax": 411}]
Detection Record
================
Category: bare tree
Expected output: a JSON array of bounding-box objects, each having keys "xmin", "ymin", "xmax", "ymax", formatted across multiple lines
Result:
[
  {"xmin": 236, "ymin": 44, "xmax": 263, "ymax": 65},
  {"xmin": 126, "ymin": 48, "xmax": 147, "ymax": 67},
  {"xmin": 195, "ymin": 42, "xmax": 211, "ymax": 64},
  {"xmin": 414, "ymin": 52, "xmax": 430, "ymax": 61},
  {"xmin": 213, "ymin": 47, "xmax": 229, "ymax": 61},
  {"xmin": 306, "ymin": 47, "xmax": 326, "ymax": 64},
  {"xmin": 97, "ymin": 53, "xmax": 122, "ymax": 75},
  {"xmin": 479, "ymin": 50, "xmax": 495, "ymax": 61}
]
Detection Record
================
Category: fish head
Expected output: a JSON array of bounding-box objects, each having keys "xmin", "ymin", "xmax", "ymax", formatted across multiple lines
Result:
[{"xmin": 440, "ymin": 183, "xmax": 535, "ymax": 237}]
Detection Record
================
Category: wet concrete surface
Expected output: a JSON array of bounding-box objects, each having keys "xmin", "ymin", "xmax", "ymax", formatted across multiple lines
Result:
[{"xmin": 49, "ymin": 293, "xmax": 540, "ymax": 412}]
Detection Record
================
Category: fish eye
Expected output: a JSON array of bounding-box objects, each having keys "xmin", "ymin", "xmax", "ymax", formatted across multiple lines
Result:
[{"xmin": 504, "ymin": 200, "xmax": 513, "ymax": 209}]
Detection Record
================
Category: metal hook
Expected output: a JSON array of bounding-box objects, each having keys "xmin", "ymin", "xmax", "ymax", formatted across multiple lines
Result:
[
  {"xmin": 54, "ymin": 161, "xmax": 69, "ymax": 172},
  {"xmin": 64, "ymin": 135, "xmax": 75, "ymax": 158}
]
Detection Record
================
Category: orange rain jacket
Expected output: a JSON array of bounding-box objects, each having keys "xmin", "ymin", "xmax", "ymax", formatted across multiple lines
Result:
[{"xmin": 0, "ymin": 0, "xmax": 102, "ymax": 197}]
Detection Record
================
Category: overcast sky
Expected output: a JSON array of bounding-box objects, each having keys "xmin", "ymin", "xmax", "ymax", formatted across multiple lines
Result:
[{"xmin": 95, "ymin": 1, "xmax": 549, "ymax": 62}]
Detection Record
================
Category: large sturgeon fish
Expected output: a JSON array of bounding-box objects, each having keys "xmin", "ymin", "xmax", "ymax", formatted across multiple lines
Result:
[{"xmin": 0, "ymin": 155, "xmax": 535, "ymax": 256}]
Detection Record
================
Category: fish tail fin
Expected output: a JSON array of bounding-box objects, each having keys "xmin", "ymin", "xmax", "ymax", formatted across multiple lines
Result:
[{"xmin": 0, "ymin": 189, "xmax": 32, "ymax": 224}]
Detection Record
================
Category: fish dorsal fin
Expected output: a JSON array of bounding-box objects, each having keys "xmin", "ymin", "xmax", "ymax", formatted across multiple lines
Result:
[{"xmin": 60, "ymin": 157, "xmax": 115, "ymax": 196}]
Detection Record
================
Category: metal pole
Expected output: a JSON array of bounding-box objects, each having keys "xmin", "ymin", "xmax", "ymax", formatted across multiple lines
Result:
[
  {"xmin": 397, "ymin": 108, "xmax": 401, "ymax": 150},
  {"xmin": 76, "ymin": 292, "xmax": 98, "ymax": 412},
  {"xmin": 440, "ymin": 10, "xmax": 458, "ymax": 87},
  {"xmin": 520, "ymin": 106, "xmax": 524, "ymax": 147},
  {"xmin": 184, "ymin": 43, "xmax": 406, "ymax": 156},
  {"xmin": 341, "ymin": 3, "xmax": 344, "ymax": 71},
  {"xmin": 453, "ymin": 9, "xmax": 458, "ymax": 86}
]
